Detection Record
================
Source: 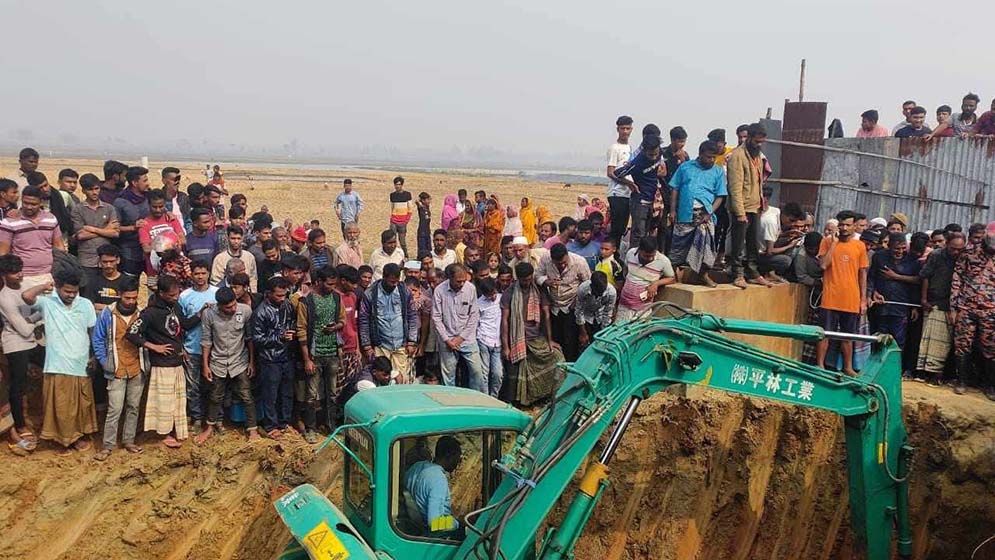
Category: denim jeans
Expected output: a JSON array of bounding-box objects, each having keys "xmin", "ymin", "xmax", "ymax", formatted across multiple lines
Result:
[
  {"xmin": 184, "ymin": 356, "xmax": 208, "ymax": 422},
  {"xmin": 477, "ymin": 342, "xmax": 504, "ymax": 398},
  {"xmin": 439, "ymin": 340, "xmax": 486, "ymax": 393},
  {"xmin": 629, "ymin": 200, "xmax": 652, "ymax": 249},
  {"xmin": 102, "ymin": 375, "xmax": 145, "ymax": 449},
  {"xmin": 729, "ymin": 212, "xmax": 760, "ymax": 279},
  {"xmin": 259, "ymin": 360, "xmax": 294, "ymax": 431},
  {"xmin": 299, "ymin": 355, "xmax": 342, "ymax": 431},
  {"xmin": 207, "ymin": 372, "xmax": 256, "ymax": 429}
]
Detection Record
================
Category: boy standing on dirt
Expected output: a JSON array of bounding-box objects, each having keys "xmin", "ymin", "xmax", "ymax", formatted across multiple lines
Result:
[
  {"xmin": 22, "ymin": 270, "xmax": 98, "ymax": 455},
  {"xmin": 196, "ymin": 287, "xmax": 259, "ymax": 443},
  {"xmin": 92, "ymin": 276, "xmax": 145, "ymax": 461}
]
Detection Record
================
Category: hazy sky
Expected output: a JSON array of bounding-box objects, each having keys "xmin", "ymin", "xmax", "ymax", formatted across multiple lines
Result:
[{"xmin": 2, "ymin": 0, "xmax": 993, "ymax": 167}]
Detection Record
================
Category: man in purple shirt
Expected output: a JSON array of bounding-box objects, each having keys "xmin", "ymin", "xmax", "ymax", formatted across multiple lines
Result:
[{"xmin": 431, "ymin": 263, "xmax": 486, "ymax": 393}]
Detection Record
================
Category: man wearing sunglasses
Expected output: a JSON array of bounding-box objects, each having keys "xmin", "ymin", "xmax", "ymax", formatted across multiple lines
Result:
[{"xmin": 161, "ymin": 167, "xmax": 191, "ymax": 233}]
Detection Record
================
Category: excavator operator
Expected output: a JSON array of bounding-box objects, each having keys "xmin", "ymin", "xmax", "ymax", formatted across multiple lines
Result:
[{"xmin": 405, "ymin": 435, "xmax": 462, "ymax": 534}]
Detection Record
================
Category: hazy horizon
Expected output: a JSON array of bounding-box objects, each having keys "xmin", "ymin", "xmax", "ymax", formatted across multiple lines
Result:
[{"xmin": 2, "ymin": 1, "xmax": 992, "ymax": 171}]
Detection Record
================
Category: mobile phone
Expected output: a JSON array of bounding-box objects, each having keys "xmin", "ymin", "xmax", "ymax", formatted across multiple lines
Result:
[{"xmin": 639, "ymin": 290, "xmax": 649, "ymax": 301}]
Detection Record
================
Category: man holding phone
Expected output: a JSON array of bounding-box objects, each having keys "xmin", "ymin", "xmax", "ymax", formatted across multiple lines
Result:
[
  {"xmin": 297, "ymin": 266, "xmax": 344, "ymax": 442},
  {"xmin": 816, "ymin": 210, "xmax": 869, "ymax": 376}
]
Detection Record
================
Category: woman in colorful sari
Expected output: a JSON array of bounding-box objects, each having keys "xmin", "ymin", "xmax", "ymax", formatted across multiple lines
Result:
[
  {"xmin": 458, "ymin": 202, "xmax": 482, "ymax": 249},
  {"xmin": 482, "ymin": 198, "xmax": 505, "ymax": 256},
  {"xmin": 520, "ymin": 197, "xmax": 538, "ymax": 245}
]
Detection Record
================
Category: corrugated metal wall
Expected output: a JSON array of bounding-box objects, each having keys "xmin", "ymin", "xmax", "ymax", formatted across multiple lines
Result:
[{"xmin": 812, "ymin": 137, "xmax": 994, "ymax": 231}]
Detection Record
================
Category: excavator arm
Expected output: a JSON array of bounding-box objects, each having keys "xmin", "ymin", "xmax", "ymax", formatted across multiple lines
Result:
[{"xmin": 456, "ymin": 303, "xmax": 912, "ymax": 560}]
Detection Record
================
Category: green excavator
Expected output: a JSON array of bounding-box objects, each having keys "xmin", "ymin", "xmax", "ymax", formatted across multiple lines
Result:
[{"xmin": 274, "ymin": 303, "xmax": 913, "ymax": 560}]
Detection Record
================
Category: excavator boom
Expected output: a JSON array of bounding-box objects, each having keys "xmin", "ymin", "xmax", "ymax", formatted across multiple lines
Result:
[{"xmin": 456, "ymin": 305, "xmax": 912, "ymax": 560}]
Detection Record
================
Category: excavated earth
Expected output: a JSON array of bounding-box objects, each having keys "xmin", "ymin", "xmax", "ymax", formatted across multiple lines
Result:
[{"xmin": 1, "ymin": 382, "xmax": 993, "ymax": 560}]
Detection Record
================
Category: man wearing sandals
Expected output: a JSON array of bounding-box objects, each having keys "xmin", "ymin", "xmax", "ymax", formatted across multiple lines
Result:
[
  {"xmin": 0, "ymin": 255, "xmax": 42, "ymax": 455},
  {"xmin": 92, "ymin": 276, "xmax": 144, "ymax": 460},
  {"xmin": 127, "ymin": 275, "xmax": 197, "ymax": 448},
  {"xmin": 22, "ymin": 269, "xmax": 98, "ymax": 454}
]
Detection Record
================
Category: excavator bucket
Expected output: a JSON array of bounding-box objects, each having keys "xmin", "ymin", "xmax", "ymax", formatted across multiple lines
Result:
[{"xmin": 275, "ymin": 484, "xmax": 378, "ymax": 560}]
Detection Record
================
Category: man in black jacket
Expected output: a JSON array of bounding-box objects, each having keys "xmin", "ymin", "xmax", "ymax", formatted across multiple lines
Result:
[
  {"xmin": 251, "ymin": 276, "xmax": 297, "ymax": 438},
  {"xmin": 126, "ymin": 274, "xmax": 200, "ymax": 448}
]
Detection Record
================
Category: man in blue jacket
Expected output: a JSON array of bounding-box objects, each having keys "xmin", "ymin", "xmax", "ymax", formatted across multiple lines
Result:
[
  {"xmin": 358, "ymin": 263, "xmax": 419, "ymax": 384},
  {"xmin": 92, "ymin": 276, "xmax": 144, "ymax": 461},
  {"xmin": 251, "ymin": 276, "xmax": 297, "ymax": 438}
]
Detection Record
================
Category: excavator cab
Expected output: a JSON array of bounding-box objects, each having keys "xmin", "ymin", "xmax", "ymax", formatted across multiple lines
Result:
[{"xmin": 276, "ymin": 385, "xmax": 530, "ymax": 560}]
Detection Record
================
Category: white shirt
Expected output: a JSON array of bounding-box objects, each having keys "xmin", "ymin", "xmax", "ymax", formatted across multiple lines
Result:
[
  {"xmin": 369, "ymin": 247, "xmax": 405, "ymax": 281},
  {"xmin": 476, "ymin": 295, "xmax": 501, "ymax": 347},
  {"xmin": 606, "ymin": 142, "xmax": 632, "ymax": 198},
  {"xmin": 757, "ymin": 207, "xmax": 781, "ymax": 254},
  {"xmin": 432, "ymin": 248, "xmax": 457, "ymax": 270}
]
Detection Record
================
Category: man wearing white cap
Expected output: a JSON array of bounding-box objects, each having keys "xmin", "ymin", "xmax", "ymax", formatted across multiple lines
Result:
[{"xmin": 508, "ymin": 236, "xmax": 546, "ymax": 278}]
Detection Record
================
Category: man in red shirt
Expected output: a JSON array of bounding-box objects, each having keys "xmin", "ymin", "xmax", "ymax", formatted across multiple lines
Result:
[
  {"xmin": 334, "ymin": 264, "xmax": 362, "ymax": 394},
  {"xmin": 139, "ymin": 189, "xmax": 186, "ymax": 287}
]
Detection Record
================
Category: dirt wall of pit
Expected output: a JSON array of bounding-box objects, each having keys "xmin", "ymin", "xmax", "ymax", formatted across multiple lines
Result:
[{"xmin": 2, "ymin": 383, "xmax": 992, "ymax": 560}]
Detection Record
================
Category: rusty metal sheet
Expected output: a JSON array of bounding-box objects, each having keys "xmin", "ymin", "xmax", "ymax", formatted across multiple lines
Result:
[{"xmin": 780, "ymin": 102, "xmax": 827, "ymax": 214}]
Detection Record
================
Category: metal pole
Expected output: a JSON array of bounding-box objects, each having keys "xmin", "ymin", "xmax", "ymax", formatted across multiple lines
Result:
[
  {"xmin": 823, "ymin": 330, "xmax": 883, "ymax": 344},
  {"xmin": 799, "ymin": 59, "xmax": 806, "ymax": 102},
  {"xmin": 599, "ymin": 397, "xmax": 641, "ymax": 464}
]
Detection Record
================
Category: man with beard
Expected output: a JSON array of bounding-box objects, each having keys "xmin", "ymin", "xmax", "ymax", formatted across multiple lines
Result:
[
  {"xmin": 23, "ymin": 269, "xmax": 98, "ymax": 454},
  {"xmin": 668, "ymin": 140, "xmax": 727, "ymax": 287},
  {"xmin": 0, "ymin": 185, "xmax": 65, "ymax": 288},
  {"xmin": 359, "ymin": 263, "xmax": 418, "ymax": 383},
  {"xmin": 726, "ymin": 123, "xmax": 772, "ymax": 289},
  {"xmin": 915, "ymin": 232, "xmax": 966, "ymax": 385},
  {"xmin": 500, "ymin": 262, "xmax": 562, "ymax": 406},
  {"xmin": 868, "ymin": 233, "xmax": 921, "ymax": 353},
  {"xmin": 949, "ymin": 222, "xmax": 995, "ymax": 398},
  {"xmin": 928, "ymin": 93, "xmax": 981, "ymax": 139},
  {"xmin": 333, "ymin": 222, "xmax": 364, "ymax": 268},
  {"xmin": 92, "ymin": 276, "xmax": 145, "ymax": 460},
  {"xmin": 127, "ymin": 275, "xmax": 196, "ymax": 448},
  {"xmin": 816, "ymin": 211, "xmax": 869, "ymax": 376},
  {"xmin": 99, "ymin": 160, "xmax": 128, "ymax": 204},
  {"xmin": 113, "ymin": 167, "xmax": 152, "ymax": 276},
  {"xmin": 536, "ymin": 243, "xmax": 590, "ymax": 362}
]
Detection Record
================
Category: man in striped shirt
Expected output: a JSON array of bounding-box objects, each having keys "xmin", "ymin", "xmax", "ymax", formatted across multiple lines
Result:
[
  {"xmin": 0, "ymin": 185, "xmax": 65, "ymax": 288},
  {"xmin": 389, "ymin": 176, "xmax": 414, "ymax": 258}
]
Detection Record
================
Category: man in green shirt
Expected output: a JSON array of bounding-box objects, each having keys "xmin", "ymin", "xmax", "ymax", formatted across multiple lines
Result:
[{"xmin": 297, "ymin": 265, "xmax": 345, "ymax": 442}]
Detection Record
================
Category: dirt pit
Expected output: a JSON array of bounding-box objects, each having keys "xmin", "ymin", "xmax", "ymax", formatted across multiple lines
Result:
[{"xmin": 1, "ymin": 382, "xmax": 993, "ymax": 560}]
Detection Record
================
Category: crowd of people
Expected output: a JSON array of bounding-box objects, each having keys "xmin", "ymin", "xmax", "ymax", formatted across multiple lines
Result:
[{"xmin": 1, "ymin": 96, "xmax": 993, "ymax": 458}]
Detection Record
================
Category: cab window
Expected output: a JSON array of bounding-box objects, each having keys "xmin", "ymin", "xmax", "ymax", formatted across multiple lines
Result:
[
  {"xmin": 390, "ymin": 430, "xmax": 510, "ymax": 542},
  {"xmin": 344, "ymin": 427, "xmax": 375, "ymax": 523}
]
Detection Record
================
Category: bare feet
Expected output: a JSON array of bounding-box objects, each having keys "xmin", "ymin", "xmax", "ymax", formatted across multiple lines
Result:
[
  {"xmin": 247, "ymin": 428, "xmax": 261, "ymax": 441},
  {"xmin": 194, "ymin": 425, "xmax": 214, "ymax": 445},
  {"xmin": 842, "ymin": 368, "xmax": 858, "ymax": 377},
  {"xmin": 163, "ymin": 436, "xmax": 183, "ymax": 449},
  {"xmin": 732, "ymin": 276, "xmax": 748, "ymax": 289},
  {"xmin": 701, "ymin": 273, "xmax": 717, "ymax": 288},
  {"xmin": 94, "ymin": 449, "xmax": 112, "ymax": 462},
  {"xmin": 124, "ymin": 443, "xmax": 143, "ymax": 454},
  {"xmin": 748, "ymin": 276, "xmax": 772, "ymax": 287},
  {"xmin": 73, "ymin": 438, "xmax": 92, "ymax": 452}
]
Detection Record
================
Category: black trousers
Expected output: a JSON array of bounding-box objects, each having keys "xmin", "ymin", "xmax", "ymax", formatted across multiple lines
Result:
[
  {"xmin": 607, "ymin": 196, "xmax": 630, "ymax": 248},
  {"xmin": 729, "ymin": 212, "xmax": 760, "ymax": 279},
  {"xmin": 550, "ymin": 309, "xmax": 581, "ymax": 362}
]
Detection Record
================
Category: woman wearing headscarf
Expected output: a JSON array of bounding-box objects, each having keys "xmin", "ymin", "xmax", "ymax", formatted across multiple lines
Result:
[
  {"xmin": 441, "ymin": 194, "xmax": 459, "ymax": 231},
  {"xmin": 482, "ymin": 198, "xmax": 505, "ymax": 256},
  {"xmin": 458, "ymin": 200, "xmax": 482, "ymax": 248},
  {"xmin": 503, "ymin": 205, "xmax": 523, "ymax": 237},
  {"xmin": 535, "ymin": 205, "xmax": 553, "ymax": 234},
  {"xmin": 520, "ymin": 197, "xmax": 538, "ymax": 245},
  {"xmin": 573, "ymin": 194, "xmax": 592, "ymax": 221}
]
